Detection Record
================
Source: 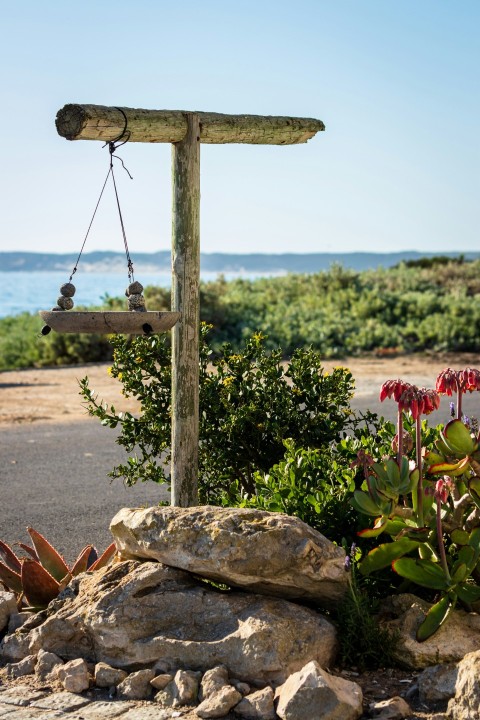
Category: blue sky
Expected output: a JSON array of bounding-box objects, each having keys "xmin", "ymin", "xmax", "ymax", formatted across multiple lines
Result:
[{"xmin": 0, "ymin": 1, "xmax": 478, "ymax": 255}]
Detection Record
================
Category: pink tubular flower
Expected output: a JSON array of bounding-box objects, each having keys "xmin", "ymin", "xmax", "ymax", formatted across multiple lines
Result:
[
  {"xmin": 434, "ymin": 477, "xmax": 454, "ymax": 504},
  {"xmin": 380, "ymin": 379, "xmax": 410, "ymax": 403},
  {"xmin": 380, "ymin": 380, "xmax": 440, "ymax": 420},
  {"xmin": 436, "ymin": 367, "xmax": 480, "ymax": 396},
  {"xmin": 435, "ymin": 368, "xmax": 458, "ymax": 396},
  {"xmin": 459, "ymin": 367, "xmax": 480, "ymax": 393}
]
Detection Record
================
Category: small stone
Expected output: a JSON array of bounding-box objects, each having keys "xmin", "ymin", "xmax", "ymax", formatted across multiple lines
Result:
[
  {"xmin": 417, "ymin": 663, "xmax": 458, "ymax": 702},
  {"xmin": 231, "ymin": 679, "xmax": 250, "ymax": 695},
  {"xmin": 60, "ymin": 282, "xmax": 76, "ymax": 297},
  {"xmin": 199, "ymin": 665, "xmax": 230, "ymax": 701},
  {"xmin": 173, "ymin": 669, "xmax": 201, "ymax": 706},
  {"xmin": 234, "ymin": 686, "xmax": 275, "ymax": 719},
  {"xmin": 126, "ymin": 281, "xmax": 144, "ymax": 296},
  {"xmin": 57, "ymin": 657, "xmax": 90, "ymax": 693},
  {"xmin": 195, "ymin": 684, "xmax": 242, "ymax": 718},
  {"xmin": 0, "ymin": 591, "xmax": 18, "ymax": 633},
  {"xmin": 94, "ymin": 661, "xmax": 128, "ymax": 688},
  {"xmin": 276, "ymin": 661, "xmax": 363, "ymax": 720},
  {"xmin": 369, "ymin": 696, "xmax": 412, "ymax": 719},
  {"xmin": 151, "ymin": 673, "xmax": 174, "ymax": 690},
  {"xmin": 51, "ymin": 305, "xmax": 63, "ymax": 311},
  {"xmin": 35, "ymin": 649, "xmax": 63, "ymax": 681},
  {"xmin": 7, "ymin": 611, "xmax": 30, "ymax": 633},
  {"xmin": 128, "ymin": 293, "xmax": 146, "ymax": 311},
  {"xmin": 154, "ymin": 660, "xmax": 174, "ymax": 673},
  {"xmin": 117, "ymin": 668, "xmax": 155, "ymax": 700},
  {"xmin": 57, "ymin": 296, "xmax": 74, "ymax": 310},
  {"xmin": 5, "ymin": 654, "xmax": 37, "ymax": 678}
]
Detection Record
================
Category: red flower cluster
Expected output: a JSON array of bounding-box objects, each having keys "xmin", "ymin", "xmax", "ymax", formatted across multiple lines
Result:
[
  {"xmin": 436, "ymin": 367, "xmax": 480, "ymax": 395},
  {"xmin": 380, "ymin": 379, "xmax": 440, "ymax": 420}
]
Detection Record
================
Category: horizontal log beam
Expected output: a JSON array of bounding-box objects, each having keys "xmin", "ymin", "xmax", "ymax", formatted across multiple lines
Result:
[{"xmin": 56, "ymin": 104, "xmax": 325, "ymax": 145}]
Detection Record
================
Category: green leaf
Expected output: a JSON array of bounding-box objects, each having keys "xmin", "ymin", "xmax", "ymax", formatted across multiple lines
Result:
[
  {"xmin": 469, "ymin": 527, "xmax": 480, "ymax": 554},
  {"xmin": 427, "ymin": 457, "xmax": 471, "ymax": 477},
  {"xmin": 392, "ymin": 557, "xmax": 449, "ymax": 590},
  {"xmin": 424, "ymin": 450, "xmax": 446, "ymax": 466},
  {"xmin": 357, "ymin": 517, "xmax": 388, "ymax": 538},
  {"xmin": 457, "ymin": 545, "xmax": 475, "ymax": 570},
  {"xmin": 416, "ymin": 594, "xmax": 456, "ymax": 642},
  {"xmin": 469, "ymin": 477, "xmax": 480, "ymax": 511},
  {"xmin": 441, "ymin": 419, "xmax": 476, "ymax": 456},
  {"xmin": 359, "ymin": 539, "xmax": 421, "ymax": 575},
  {"xmin": 451, "ymin": 529, "xmax": 470, "ymax": 546},
  {"xmin": 384, "ymin": 518, "xmax": 408, "ymax": 537},
  {"xmin": 456, "ymin": 582, "xmax": 480, "ymax": 604},
  {"xmin": 451, "ymin": 562, "xmax": 468, "ymax": 584},
  {"xmin": 351, "ymin": 490, "xmax": 381, "ymax": 517}
]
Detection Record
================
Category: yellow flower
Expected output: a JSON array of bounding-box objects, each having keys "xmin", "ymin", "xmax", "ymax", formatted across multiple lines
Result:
[
  {"xmin": 223, "ymin": 376, "xmax": 234, "ymax": 387},
  {"xmin": 107, "ymin": 366, "xmax": 113, "ymax": 376}
]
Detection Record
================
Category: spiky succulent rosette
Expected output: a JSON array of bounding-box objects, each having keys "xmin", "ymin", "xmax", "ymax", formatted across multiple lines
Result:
[{"xmin": 0, "ymin": 528, "xmax": 116, "ymax": 609}]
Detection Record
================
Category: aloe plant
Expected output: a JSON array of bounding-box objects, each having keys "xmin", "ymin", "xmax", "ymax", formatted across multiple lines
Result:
[{"xmin": 0, "ymin": 528, "xmax": 116, "ymax": 610}]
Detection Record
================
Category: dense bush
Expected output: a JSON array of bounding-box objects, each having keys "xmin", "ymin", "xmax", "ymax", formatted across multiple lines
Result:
[
  {"xmin": 3, "ymin": 258, "xmax": 480, "ymax": 369},
  {"xmin": 80, "ymin": 328, "xmax": 354, "ymax": 498}
]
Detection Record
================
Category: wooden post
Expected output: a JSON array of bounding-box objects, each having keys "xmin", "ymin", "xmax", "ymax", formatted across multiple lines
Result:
[
  {"xmin": 171, "ymin": 114, "xmax": 201, "ymax": 506},
  {"xmin": 54, "ymin": 103, "xmax": 324, "ymax": 508}
]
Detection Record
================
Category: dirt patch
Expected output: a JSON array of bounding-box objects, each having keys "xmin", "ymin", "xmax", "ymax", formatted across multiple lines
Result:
[{"xmin": 1, "ymin": 352, "xmax": 479, "ymax": 426}]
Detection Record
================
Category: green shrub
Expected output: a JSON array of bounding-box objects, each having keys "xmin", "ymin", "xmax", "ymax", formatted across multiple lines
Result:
[{"xmin": 79, "ymin": 328, "xmax": 357, "ymax": 510}]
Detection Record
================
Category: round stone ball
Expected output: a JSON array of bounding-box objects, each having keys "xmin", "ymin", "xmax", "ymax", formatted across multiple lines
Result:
[
  {"xmin": 128, "ymin": 293, "xmax": 146, "ymax": 311},
  {"xmin": 60, "ymin": 282, "xmax": 76, "ymax": 298},
  {"xmin": 126, "ymin": 281, "xmax": 144, "ymax": 296},
  {"xmin": 57, "ymin": 296, "xmax": 74, "ymax": 310}
]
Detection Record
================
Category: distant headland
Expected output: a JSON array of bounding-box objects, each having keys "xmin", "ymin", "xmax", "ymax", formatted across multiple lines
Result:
[{"xmin": 0, "ymin": 251, "xmax": 477, "ymax": 274}]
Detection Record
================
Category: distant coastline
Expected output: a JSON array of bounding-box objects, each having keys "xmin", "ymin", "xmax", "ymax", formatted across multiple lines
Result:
[{"xmin": 0, "ymin": 250, "xmax": 477, "ymax": 274}]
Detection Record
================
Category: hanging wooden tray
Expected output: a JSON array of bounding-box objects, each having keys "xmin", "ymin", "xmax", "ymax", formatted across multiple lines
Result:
[{"xmin": 39, "ymin": 310, "xmax": 181, "ymax": 335}]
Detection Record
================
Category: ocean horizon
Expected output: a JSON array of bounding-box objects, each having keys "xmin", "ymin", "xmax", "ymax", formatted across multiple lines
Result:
[{"xmin": 0, "ymin": 270, "xmax": 285, "ymax": 318}]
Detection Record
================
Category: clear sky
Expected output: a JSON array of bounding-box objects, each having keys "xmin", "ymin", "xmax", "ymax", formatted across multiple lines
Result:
[{"xmin": 0, "ymin": 1, "xmax": 478, "ymax": 256}]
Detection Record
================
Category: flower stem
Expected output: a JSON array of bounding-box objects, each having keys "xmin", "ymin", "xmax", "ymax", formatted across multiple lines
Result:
[
  {"xmin": 436, "ymin": 498, "xmax": 451, "ymax": 583},
  {"xmin": 397, "ymin": 406, "xmax": 403, "ymax": 465},
  {"xmin": 416, "ymin": 415, "xmax": 424, "ymax": 527},
  {"xmin": 456, "ymin": 380, "xmax": 463, "ymax": 420}
]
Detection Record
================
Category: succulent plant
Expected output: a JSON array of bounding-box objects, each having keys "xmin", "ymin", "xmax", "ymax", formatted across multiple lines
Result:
[{"xmin": 0, "ymin": 528, "xmax": 116, "ymax": 610}]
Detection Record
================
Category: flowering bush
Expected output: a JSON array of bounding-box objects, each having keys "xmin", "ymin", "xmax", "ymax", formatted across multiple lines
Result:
[{"xmin": 352, "ymin": 367, "xmax": 480, "ymax": 640}]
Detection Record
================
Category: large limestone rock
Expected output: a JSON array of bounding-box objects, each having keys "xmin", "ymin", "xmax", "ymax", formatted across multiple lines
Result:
[
  {"xmin": 1, "ymin": 561, "xmax": 337, "ymax": 685},
  {"xmin": 380, "ymin": 594, "xmax": 480, "ymax": 669},
  {"xmin": 447, "ymin": 650, "xmax": 480, "ymax": 719},
  {"xmin": 110, "ymin": 506, "xmax": 348, "ymax": 607}
]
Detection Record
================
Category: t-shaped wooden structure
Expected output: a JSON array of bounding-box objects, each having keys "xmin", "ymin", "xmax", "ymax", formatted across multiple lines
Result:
[{"xmin": 55, "ymin": 104, "xmax": 325, "ymax": 507}]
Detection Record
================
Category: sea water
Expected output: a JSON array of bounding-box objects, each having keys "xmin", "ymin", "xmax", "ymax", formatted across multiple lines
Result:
[{"xmin": 0, "ymin": 270, "xmax": 274, "ymax": 318}]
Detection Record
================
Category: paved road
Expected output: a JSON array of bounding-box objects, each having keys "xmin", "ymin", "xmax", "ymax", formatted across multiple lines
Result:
[
  {"xmin": 1, "ymin": 383, "xmax": 477, "ymax": 564},
  {"xmin": 0, "ymin": 422, "xmax": 167, "ymax": 563}
]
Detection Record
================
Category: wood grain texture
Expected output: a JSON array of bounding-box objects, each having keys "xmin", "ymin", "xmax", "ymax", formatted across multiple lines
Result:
[
  {"xmin": 38, "ymin": 310, "xmax": 180, "ymax": 335},
  {"xmin": 171, "ymin": 114, "xmax": 201, "ymax": 507},
  {"xmin": 56, "ymin": 104, "xmax": 325, "ymax": 145}
]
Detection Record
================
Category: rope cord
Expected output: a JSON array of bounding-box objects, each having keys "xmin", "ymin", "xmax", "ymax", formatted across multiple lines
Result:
[{"xmin": 68, "ymin": 107, "xmax": 134, "ymax": 283}]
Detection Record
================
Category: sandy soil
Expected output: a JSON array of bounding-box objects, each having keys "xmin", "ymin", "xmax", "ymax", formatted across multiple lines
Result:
[{"xmin": 1, "ymin": 352, "xmax": 479, "ymax": 426}]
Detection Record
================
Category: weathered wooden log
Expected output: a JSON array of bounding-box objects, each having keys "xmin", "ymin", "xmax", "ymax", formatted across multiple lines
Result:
[
  {"xmin": 56, "ymin": 104, "xmax": 325, "ymax": 145},
  {"xmin": 38, "ymin": 310, "xmax": 180, "ymax": 335},
  {"xmin": 171, "ymin": 114, "xmax": 201, "ymax": 507}
]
